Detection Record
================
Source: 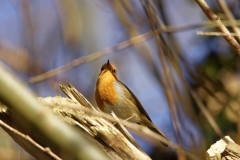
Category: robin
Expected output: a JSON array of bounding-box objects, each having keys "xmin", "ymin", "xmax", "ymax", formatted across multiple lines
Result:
[{"xmin": 95, "ymin": 60, "xmax": 168, "ymax": 146}]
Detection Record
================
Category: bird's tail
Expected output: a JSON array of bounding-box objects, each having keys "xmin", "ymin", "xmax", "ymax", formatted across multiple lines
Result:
[{"xmin": 144, "ymin": 120, "xmax": 169, "ymax": 146}]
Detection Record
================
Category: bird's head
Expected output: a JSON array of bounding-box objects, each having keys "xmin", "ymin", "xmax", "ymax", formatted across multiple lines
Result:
[{"xmin": 98, "ymin": 60, "xmax": 117, "ymax": 79}]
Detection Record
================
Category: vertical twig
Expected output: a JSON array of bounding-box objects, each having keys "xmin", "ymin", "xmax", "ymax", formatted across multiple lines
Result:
[
  {"xmin": 190, "ymin": 91, "xmax": 223, "ymax": 137},
  {"xmin": 141, "ymin": 1, "xmax": 190, "ymax": 159},
  {"xmin": 140, "ymin": 0, "xmax": 181, "ymax": 145}
]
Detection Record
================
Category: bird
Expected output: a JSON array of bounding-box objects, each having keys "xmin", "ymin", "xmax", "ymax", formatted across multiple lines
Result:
[{"xmin": 95, "ymin": 60, "xmax": 169, "ymax": 146}]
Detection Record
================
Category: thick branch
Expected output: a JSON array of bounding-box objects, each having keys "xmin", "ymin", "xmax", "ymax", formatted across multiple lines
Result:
[{"xmin": 0, "ymin": 64, "xmax": 108, "ymax": 160}]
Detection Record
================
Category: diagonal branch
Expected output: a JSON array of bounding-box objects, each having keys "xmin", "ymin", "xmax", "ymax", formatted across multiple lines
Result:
[
  {"xmin": 217, "ymin": 0, "xmax": 240, "ymax": 41},
  {"xmin": 26, "ymin": 32, "xmax": 153, "ymax": 84},
  {"xmin": 195, "ymin": 0, "xmax": 240, "ymax": 55},
  {"xmin": 0, "ymin": 120, "xmax": 61, "ymax": 160}
]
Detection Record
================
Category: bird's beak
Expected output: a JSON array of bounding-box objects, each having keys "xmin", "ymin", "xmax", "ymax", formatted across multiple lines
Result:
[{"xmin": 107, "ymin": 60, "xmax": 110, "ymax": 65}]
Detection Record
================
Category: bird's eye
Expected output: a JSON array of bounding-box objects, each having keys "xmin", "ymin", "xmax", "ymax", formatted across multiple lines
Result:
[
  {"xmin": 112, "ymin": 69, "xmax": 116, "ymax": 74},
  {"xmin": 101, "ymin": 67, "xmax": 104, "ymax": 71}
]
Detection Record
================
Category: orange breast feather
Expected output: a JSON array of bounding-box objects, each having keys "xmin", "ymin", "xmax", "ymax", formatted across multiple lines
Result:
[{"xmin": 95, "ymin": 71, "xmax": 118, "ymax": 111}]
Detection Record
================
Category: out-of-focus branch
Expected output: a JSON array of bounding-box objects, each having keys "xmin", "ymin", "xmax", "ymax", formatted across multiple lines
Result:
[
  {"xmin": 0, "ymin": 120, "xmax": 61, "ymax": 160},
  {"xmin": 195, "ymin": 0, "xmax": 240, "ymax": 55},
  {"xmin": 55, "ymin": 0, "xmax": 82, "ymax": 47},
  {"xmin": 0, "ymin": 96, "xmax": 150, "ymax": 160},
  {"xmin": 191, "ymin": 91, "xmax": 223, "ymax": 137},
  {"xmin": 141, "ymin": 0, "xmax": 181, "ymax": 144},
  {"xmin": 26, "ymin": 19, "xmax": 240, "ymax": 84},
  {"xmin": 217, "ymin": 0, "xmax": 240, "ymax": 41},
  {"xmin": 141, "ymin": 1, "xmax": 187, "ymax": 159},
  {"xmin": 111, "ymin": 0, "xmax": 139, "ymax": 37},
  {"xmin": 0, "ymin": 64, "xmax": 109, "ymax": 160},
  {"xmin": 26, "ymin": 31, "xmax": 154, "ymax": 84},
  {"xmin": 0, "ymin": 41, "xmax": 28, "ymax": 72}
]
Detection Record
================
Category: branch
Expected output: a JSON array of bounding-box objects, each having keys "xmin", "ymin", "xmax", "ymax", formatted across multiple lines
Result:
[
  {"xmin": 58, "ymin": 84, "xmax": 201, "ymax": 160},
  {"xmin": 206, "ymin": 136, "xmax": 240, "ymax": 160},
  {"xmin": 197, "ymin": 31, "xmax": 240, "ymax": 36},
  {"xmin": 141, "ymin": 0, "xmax": 182, "ymax": 146},
  {"xmin": 195, "ymin": 0, "xmax": 240, "ymax": 55},
  {"xmin": 26, "ymin": 32, "xmax": 153, "ymax": 84},
  {"xmin": 0, "ymin": 64, "xmax": 109, "ymax": 160},
  {"xmin": 190, "ymin": 91, "xmax": 223, "ymax": 137},
  {"xmin": 217, "ymin": 0, "xmax": 240, "ymax": 41},
  {"xmin": 0, "ymin": 120, "xmax": 61, "ymax": 160},
  {"xmin": 0, "ymin": 96, "xmax": 151, "ymax": 160}
]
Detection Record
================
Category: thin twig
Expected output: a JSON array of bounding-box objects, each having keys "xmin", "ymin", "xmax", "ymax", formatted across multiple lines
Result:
[
  {"xmin": 0, "ymin": 120, "xmax": 62, "ymax": 160},
  {"xmin": 195, "ymin": 0, "xmax": 240, "ymax": 55},
  {"xmin": 142, "ymin": 0, "xmax": 182, "ymax": 145},
  {"xmin": 217, "ymin": 0, "xmax": 240, "ymax": 41},
  {"xmin": 190, "ymin": 91, "xmax": 223, "ymax": 137},
  {"xmin": 197, "ymin": 31, "xmax": 240, "ymax": 36},
  {"xmin": 159, "ymin": 20, "xmax": 240, "ymax": 33},
  {"xmin": 26, "ymin": 32, "xmax": 153, "ymax": 84}
]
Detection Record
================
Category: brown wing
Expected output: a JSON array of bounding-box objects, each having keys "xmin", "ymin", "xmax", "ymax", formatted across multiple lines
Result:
[
  {"xmin": 117, "ymin": 80, "xmax": 152, "ymax": 122},
  {"xmin": 118, "ymin": 80, "xmax": 169, "ymax": 146}
]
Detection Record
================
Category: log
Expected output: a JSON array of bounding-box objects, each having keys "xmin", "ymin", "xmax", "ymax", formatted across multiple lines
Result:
[{"xmin": 206, "ymin": 136, "xmax": 240, "ymax": 160}]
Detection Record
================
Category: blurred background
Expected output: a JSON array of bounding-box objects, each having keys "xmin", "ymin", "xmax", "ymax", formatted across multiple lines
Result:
[{"xmin": 0, "ymin": 0, "xmax": 240, "ymax": 159}]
